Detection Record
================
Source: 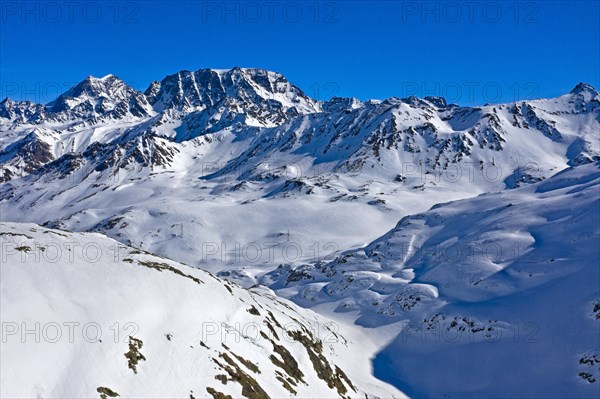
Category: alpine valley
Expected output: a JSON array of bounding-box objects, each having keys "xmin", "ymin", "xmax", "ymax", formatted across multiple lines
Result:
[{"xmin": 1, "ymin": 68, "xmax": 599, "ymax": 398}]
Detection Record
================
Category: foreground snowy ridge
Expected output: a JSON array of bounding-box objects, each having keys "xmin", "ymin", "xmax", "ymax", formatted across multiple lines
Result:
[{"xmin": 0, "ymin": 222, "xmax": 403, "ymax": 399}]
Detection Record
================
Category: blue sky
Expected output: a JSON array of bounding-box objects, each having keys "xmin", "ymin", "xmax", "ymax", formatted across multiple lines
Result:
[{"xmin": 1, "ymin": 1, "xmax": 598, "ymax": 105}]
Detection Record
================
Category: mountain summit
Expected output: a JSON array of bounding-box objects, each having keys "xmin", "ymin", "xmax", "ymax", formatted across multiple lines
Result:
[
  {"xmin": 46, "ymin": 74, "xmax": 154, "ymax": 120},
  {"xmin": 145, "ymin": 67, "xmax": 319, "ymax": 119},
  {"xmin": 570, "ymin": 82, "xmax": 598, "ymax": 95}
]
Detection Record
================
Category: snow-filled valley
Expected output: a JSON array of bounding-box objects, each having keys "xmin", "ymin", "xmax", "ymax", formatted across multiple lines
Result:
[{"xmin": 0, "ymin": 68, "xmax": 599, "ymax": 398}]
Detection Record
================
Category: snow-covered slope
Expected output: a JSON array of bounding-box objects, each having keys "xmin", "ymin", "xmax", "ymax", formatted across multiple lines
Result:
[
  {"xmin": 268, "ymin": 162, "xmax": 600, "ymax": 398},
  {"xmin": 0, "ymin": 222, "xmax": 403, "ymax": 399},
  {"xmin": 0, "ymin": 72, "xmax": 598, "ymax": 277}
]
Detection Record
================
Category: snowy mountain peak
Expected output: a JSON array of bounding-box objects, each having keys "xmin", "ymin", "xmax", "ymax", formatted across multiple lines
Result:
[
  {"xmin": 570, "ymin": 82, "xmax": 597, "ymax": 95},
  {"xmin": 50, "ymin": 74, "xmax": 126, "ymax": 103},
  {"xmin": 423, "ymin": 95, "xmax": 450, "ymax": 108},
  {"xmin": 46, "ymin": 74, "xmax": 154, "ymax": 120},
  {"xmin": 140, "ymin": 67, "xmax": 321, "ymax": 140},
  {"xmin": 564, "ymin": 82, "xmax": 600, "ymax": 113},
  {"xmin": 0, "ymin": 98, "xmax": 47, "ymax": 124},
  {"xmin": 145, "ymin": 67, "xmax": 320, "ymax": 116}
]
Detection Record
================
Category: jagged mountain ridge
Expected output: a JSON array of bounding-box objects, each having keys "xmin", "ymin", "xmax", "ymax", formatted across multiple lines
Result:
[
  {"xmin": 142, "ymin": 67, "xmax": 322, "ymax": 142},
  {"xmin": 0, "ymin": 68, "xmax": 323, "ymax": 180},
  {"xmin": 0, "ymin": 68, "xmax": 598, "ymax": 185},
  {"xmin": 46, "ymin": 74, "xmax": 155, "ymax": 121},
  {"xmin": 145, "ymin": 67, "xmax": 319, "ymax": 114}
]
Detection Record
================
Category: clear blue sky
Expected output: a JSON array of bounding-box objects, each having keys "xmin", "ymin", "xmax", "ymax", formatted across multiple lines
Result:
[{"xmin": 1, "ymin": 1, "xmax": 598, "ymax": 105}]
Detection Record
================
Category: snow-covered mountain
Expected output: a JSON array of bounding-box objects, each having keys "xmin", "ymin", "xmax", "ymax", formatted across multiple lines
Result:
[
  {"xmin": 1, "ymin": 68, "xmax": 599, "ymax": 398},
  {"xmin": 0, "ymin": 71, "xmax": 598, "ymax": 271},
  {"xmin": 0, "ymin": 98, "xmax": 47, "ymax": 124},
  {"xmin": 264, "ymin": 162, "xmax": 600, "ymax": 397},
  {"xmin": 1, "ymin": 69, "xmax": 598, "ymax": 185},
  {"xmin": 142, "ymin": 68, "xmax": 321, "ymax": 142},
  {"xmin": 146, "ymin": 68, "xmax": 318, "ymax": 114},
  {"xmin": 47, "ymin": 74, "xmax": 155, "ymax": 121},
  {"xmin": 0, "ymin": 74, "xmax": 155, "ymax": 182},
  {"xmin": 0, "ymin": 222, "xmax": 402, "ymax": 399}
]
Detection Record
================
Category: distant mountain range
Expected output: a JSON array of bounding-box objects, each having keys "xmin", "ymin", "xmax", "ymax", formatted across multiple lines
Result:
[{"xmin": 0, "ymin": 68, "xmax": 598, "ymax": 184}]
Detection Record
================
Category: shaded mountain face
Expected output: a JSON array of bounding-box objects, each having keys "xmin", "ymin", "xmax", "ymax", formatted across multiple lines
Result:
[
  {"xmin": 0, "ymin": 129, "xmax": 55, "ymax": 182},
  {"xmin": 145, "ymin": 67, "xmax": 318, "ymax": 114}
]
